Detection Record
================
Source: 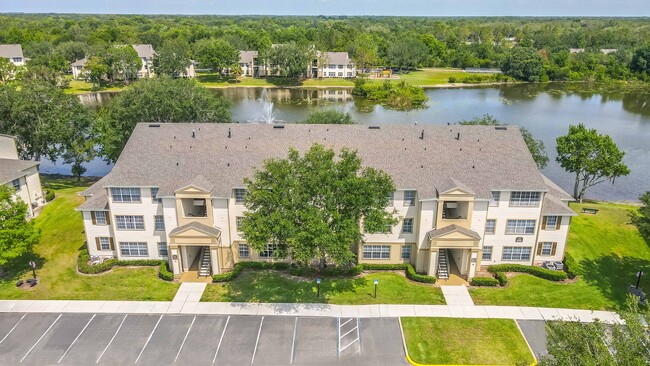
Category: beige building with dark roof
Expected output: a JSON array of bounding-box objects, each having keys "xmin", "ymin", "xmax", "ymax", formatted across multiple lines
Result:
[
  {"xmin": 78, "ymin": 123, "xmax": 576, "ymax": 281},
  {"xmin": 0, "ymin": 134, "xmax": 45, "ymax": 217}
]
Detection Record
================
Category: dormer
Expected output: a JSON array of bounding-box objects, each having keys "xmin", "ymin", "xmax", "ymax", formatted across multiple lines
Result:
[{"xmin": 436, "ymin": 183, "xmax": 475, "ymax": 230}]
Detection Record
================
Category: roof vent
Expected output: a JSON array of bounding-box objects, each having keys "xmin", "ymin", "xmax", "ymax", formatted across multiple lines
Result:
[
  {"xmin": 369, "ymin": 126, "xmax": 380, "ymax": 129},
  {"xmin": 420, "ymin": 130, "xmax": 424, "ymax": 140},
  {"xmin": 455, "ymin": 132, "xmax": 460, "ymax": 140},
  {"xmin": 495, "ymin": 126, "xmax": 507, "ymax": 130},
  {"xmin": 191, "ymin": 130, "xmax": 196, "ymax": 138},
  {"xmin": 273, "ymin": 125, "xmax": 285, "ymax": 129},
  {"xmin": 148, "ymin": 124, "xmax": 160, "ymax": 128},
  {"xmin": 228, "ymin": 128, "xmax": 231, "ymax": 138}
]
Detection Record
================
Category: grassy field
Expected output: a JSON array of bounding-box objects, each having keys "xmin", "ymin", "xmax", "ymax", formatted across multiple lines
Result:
[
  {"xmin": 0, "ymin": 180, "xmax": 179, "ymax": 301},
  {"xmin": 200, "ymin": 271, "xmax": 445, "ymax": 305},
  {"xmin": 471, "ymin": 201, "xmax": 649, "ymax": 310},
  {"xmin": 402, "ymin": 318, "xmax": 534, "ymax": 365}
]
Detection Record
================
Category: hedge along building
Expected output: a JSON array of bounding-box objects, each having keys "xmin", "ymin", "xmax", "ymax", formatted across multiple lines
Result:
[{"xmin": 77, "ymin": 123, "xmax": 576, "ymax": 281}]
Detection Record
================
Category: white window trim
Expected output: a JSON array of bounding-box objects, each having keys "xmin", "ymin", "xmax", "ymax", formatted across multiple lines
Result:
[
  {"xmin": 501, "ymin": 246, "xmax": 531, "ymax": 261},
  {"xmin": 363, "ymin": 245, "xmax": 391, "ymax": 260},
  {"xmin": 505, "ymin": 219, "xmax": 536, "ymax": 235}
]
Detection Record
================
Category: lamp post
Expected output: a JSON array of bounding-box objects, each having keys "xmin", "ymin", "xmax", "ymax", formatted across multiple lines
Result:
[
  {"xmin": 316, "ymin": 278, "xmax": 321, "ymax": 298},
  {"xmin": 636, "ymin": 270, "xmax": 644, "ymax": 290},
  {"xmin": 374, "ymin": 279, "xmax": 379, "ymax": 298},
  {"xmin": 29, "ymin": 261, "xmax": 36, "ymax": 279}
]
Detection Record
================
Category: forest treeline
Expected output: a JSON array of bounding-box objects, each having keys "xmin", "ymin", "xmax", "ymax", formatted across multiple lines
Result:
[{"xmin": 1, "ymin": 15, "xmax": 650, "ymax": 82}]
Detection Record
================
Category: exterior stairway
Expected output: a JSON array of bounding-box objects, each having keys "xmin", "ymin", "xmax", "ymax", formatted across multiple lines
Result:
[
  {"xmin": 198, "ymin": 247, "xmax": 211, "ymax": 277},
  {"xmin": 437, "ymin": 249, "xmax": 449, "ymax": 280}
]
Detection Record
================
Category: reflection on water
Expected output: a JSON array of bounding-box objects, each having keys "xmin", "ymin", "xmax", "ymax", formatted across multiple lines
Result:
[{"xmin": 41, "ymin": 83, "xmax": 650, "ymax": 202}]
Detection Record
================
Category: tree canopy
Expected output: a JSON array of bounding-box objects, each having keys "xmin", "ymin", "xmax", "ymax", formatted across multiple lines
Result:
[
  {"xmin": 268, "ymin": 42, "xmax": 312, "ymax": 78},
  {"xmin": 502, "ymin": 46, "xmax": 543, "ymax": 82},
  {"xmin": 458, "ymin": 114, "xmax": 549, "ymax": 169},
  {"xmin": 303, "ymin": 109, "xmax": 354, "ymax": 124},
  {"xmin": 0, "ymin": 186, "xmax": 40, "ymax": 275},
  {"xmin": 96, "ymin": 76, "xmax": 231, "ymax": 162},
  {"xmin": 556, "ymin": 123, "xmax": 630, "ymax": 201},
  {"xmin": 193, "ymin": 38, "xmax": 239, "ymax": 72},
  {"xmin": 153, "ymin": 38, "xmax": 192, "ymax": 77},
  {"xmin": 630, "ymin": 191, "xmax": 650, "ymax": 243},
  {"xmin": 240, "ymin": 144, "xmax": 397, "ymax": 268}
]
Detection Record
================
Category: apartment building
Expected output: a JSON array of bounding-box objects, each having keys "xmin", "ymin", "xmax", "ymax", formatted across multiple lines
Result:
[
  {"xmin": 315, "ymin": 52, "xmax": 356, "ymax": 78},
  {"xmin": 0, "ymin": 44, "xmax": 25, "ymax": 66},
  {"xmin": 0, "ymin": 134, "xmax": 45, "ymax": 217},
  {"xmin": 78, "ymin": 123, "xmax": 575, "ymax": 280}
]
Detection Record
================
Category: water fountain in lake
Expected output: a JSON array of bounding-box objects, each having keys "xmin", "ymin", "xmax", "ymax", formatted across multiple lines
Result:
[{"xmin": 249, "ymin": 88, "xmax": 285, "ymax": 123}]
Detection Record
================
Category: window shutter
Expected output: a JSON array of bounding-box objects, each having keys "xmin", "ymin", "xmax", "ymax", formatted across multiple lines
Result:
[
  {"xmin": 109, "ymin": 238, "xmax": 115, "ymax": 250},
  {"xmin": 551, "ymin": 242, "xmax": 557, "ymax": 256},
  {"xmin": 91, "ymin": 211, "xmax": 96, "ymax": 225},
  {"xmin": 537, "ymin": 243, "xmax": 543, "ymax": 255},
  {"xmin": 541, "ymin": 216, "xmax": 547, "ymax": 230},
  {"xmin": 555, "ymin": 217, "xmax": 561, "ymax": 230},
  {"xmin": 95, "ymin": 237, "xmax": 101, "ymax": 250}
]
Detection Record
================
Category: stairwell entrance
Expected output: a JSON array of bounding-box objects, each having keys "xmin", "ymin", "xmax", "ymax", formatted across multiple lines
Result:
[{"xmin": 178, "ymin": 245, "xmax": 214, "ymax": 283}]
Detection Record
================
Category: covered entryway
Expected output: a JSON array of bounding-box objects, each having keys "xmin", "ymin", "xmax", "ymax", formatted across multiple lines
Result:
[
  {"xmin": 426, "ymin": 224, "xmax": 481, "ymax": 282},
  {"xmin": 168, "ymin": 222, "xmax": 222, "ymax": 281}
]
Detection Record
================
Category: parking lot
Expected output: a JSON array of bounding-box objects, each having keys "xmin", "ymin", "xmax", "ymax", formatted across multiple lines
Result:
[{"xmin": 0, "ymin": 313, "xmax": 408, "ymax": 366}]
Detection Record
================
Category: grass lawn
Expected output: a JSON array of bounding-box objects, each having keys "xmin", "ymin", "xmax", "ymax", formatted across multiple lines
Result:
[
  {"xmin": 470, "ymin": 201, "xmax": 649, "ymax": 310},
  {"xmin": 401, "ymin": 318, "xmax": 534, "ymax": 365},
  {"xmin": 396, "ymin": 68, "xmax": 471, "ymax": 86},
  {"xmin": 64, "ymin": 77, "xmax": 125, "ymax": 94},
  {"xmin": 0, "ymin": 179, "xmax": 179, "ymax": 301},
  {"xmin": 201, "ymin": 271, "xmax": 445, "ymax": 305}
]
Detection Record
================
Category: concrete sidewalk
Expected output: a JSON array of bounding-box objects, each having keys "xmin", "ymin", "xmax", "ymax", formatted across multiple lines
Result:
[
  {"xmin": 441, "ymin": 285, "xmax": 474, "ymax": 306},
  {"xmin": 0, "ymin": 300, "xmax": 621, "ymax": 324}
]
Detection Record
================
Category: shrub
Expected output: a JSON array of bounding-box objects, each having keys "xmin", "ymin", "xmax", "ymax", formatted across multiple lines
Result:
[
  {"xmin": 448, "ymin": 76, "xmax": 457, "ymax": 83},
  {"xmin": 487, "ymin": 264, "xmax": 567, "ymax": 281},
  {"xmin": 405, "ymin": 264, "xmax": 436, "ymax": 283},
  {"xmin": 563, "ymin": 253, "xmax": 579, "ymax": 279},
  {"xmin": 471, "ymin": 276, "xmax": 499, "ymax": 286},
  {"xmin": 361, "ymin": 263, "xmax": 408, "ymax": 271},
  {"xmin": 77, "ymin": 248, "xmax": 166, "ymax": 276},
  {"xmin": 158, "ymin": 261, "xmax": 173, "ymax": 281},
  {"xmin": 495, "ymin": 271, "xmax": 508, "ymax": 286},
  {"xmin": 44, "ymin": 189, "xmax": 55, "ymax": 202}
]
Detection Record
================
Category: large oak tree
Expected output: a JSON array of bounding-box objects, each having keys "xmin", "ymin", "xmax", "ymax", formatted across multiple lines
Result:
[{"xmin": 240, "ymin": 144, "xmax": 397, "ymax": 268}]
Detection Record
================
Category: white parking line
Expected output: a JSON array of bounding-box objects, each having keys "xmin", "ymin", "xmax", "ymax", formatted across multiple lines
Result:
[
  {"xmin": 96, "ymin": 314, "xmax": 127, "ymax": 364},
  {"xmin": 135, "ymin": 315, "xmax": 163, "ymax": 363},
  {"xmin": 212, "ymin": 316, "xmax": 230, "ymax": 365},
  {"xmin": 251, "ymin": 316, "xmax": 264, "ymax": 364},
  {"xmin": 0, "ymin": 313, "xmax": 26, "ymax": 344},
  {"xmin": 58, "ymin": 314, "xmax": 96, "ymax": 363},
  {"xmin": 20, "ymin": 313, "xmax": 62, "ymax": 363},
  {"xmin": 340, "ymin": 318, "xmax": 353, "ymax": 327},
  {"xmin": 358, "ymin": 318, "xmax": 363, "ymax": 354},
  {"xmin": 174, "ymin": 315, "xmax": 196, "ymax": 363},
  {"xmin": 290, "ymin": 317, "xmax": 298, "ymax": 365},
  {"xmin": 337, "ymin": 317, "xmax": 340, "ymax": 358}
]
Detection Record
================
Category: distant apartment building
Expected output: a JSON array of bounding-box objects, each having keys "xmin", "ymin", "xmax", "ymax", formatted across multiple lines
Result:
[
  {"xmin": 314, "ymin": 52, "xmax": 356, "ymax": 78},
  {"xmin": 0, "ymin": 44, "xmax": 25, "ymax": 66},
  {"xmin": 78, "ymin": 124, "xmax": 575, "ymax": 281},
  {"xmin": 71, "ymin": 56, "xmax": 88, "ymax": 80},
  {"xmin": 0, "ymin": 134, "xmax": 45, "ymax": 217}
]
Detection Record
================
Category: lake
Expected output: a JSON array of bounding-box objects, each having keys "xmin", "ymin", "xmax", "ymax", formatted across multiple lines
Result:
[{"xmin": 42, "ymin": 83, "xmax": 650, "ymax": 202}]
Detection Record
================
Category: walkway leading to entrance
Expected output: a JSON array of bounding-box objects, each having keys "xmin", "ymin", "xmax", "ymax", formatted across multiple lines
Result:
[
  {"xmin": 170, "ymin": 283, "xmax": 207, "ymax": 310},
  {"xmin": 440, "ymin": 285, "xmax": 475, "ymax": 306}
]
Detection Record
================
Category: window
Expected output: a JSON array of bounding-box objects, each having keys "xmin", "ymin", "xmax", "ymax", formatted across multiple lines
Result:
[
  {"xmin": 328, "ymin": 72, "xmax": 335, "ymax": 77},
  {"xmin": 111, "ymin": 187, "xmax": 141, "ymax": 202},
  {"xmin": 338, "ymin": 65, "xmax": 344, "ymax": 69},
  {"xmin": 545, "ymin": 216, "xmax": 558, "ymax": 230},
  {"xmin": 539, "ymin": 242, "xmax": 554, "ymax": 256},
  {"xmin": 239, "ymin": 244, "xmax": 250, "ymax": 258},
  {"xmin": 509, "ymin": 192, "xmax": 541, "ymax": 207},
  {"xmin": 363, "ymin": 245, "xmax": 391, "ymax": 259},
  {"xmin": 386, "ymin": 191, "xmax": 394, "ymax": 206},
  {"xmin": 338, "ymin": 72, "xmax": 343, "ymax": 77},
  {"xmin": 99, "ymin": 237, "xmax": 111, "ymax": 251},
  {"xmin": 259, "ymin": 243, "xmax": 278, "ymax": 258},
  {"xmin": 502, "ymin": 246, "xmax": 531, "ymax": 261},
  {"xmin": 12, "ymin": 179, "xmax": 21, "ymax": 191},
  {"xmin": 505, "ymin": 219, "xmax": 536, "ymax": 235},
  {"xmin": 347, "ymin": 72, "xmax": 352, "ymax": 77},
  {"xmin": 94, "ymin": 211, "xmax": 107, "ymax": 225},
  {"xmin": 120, "ymin": 242, "xmax": 148, "ymax": 257},
  {"xmin": 401, "ymin": 245, "xmax": 411, "ymax": 260},
  {"xmin": 234, "ymin": 188, "xmax": 246, "ymax": 204},
  {"xmin": 115, "ymin": 215, "xmax": 145, "ymax": 230},
  {"xmin": 12, "ymin": 57, "xmax": 22, "ymax": 63},
  {"xmin": 154, "ymin": 215, "xmax": 165, "ymax": 231},
  {"xmin": 347, "ymin": 64, "xmax": 353, "ymax": 68},
  {"xmin": 329, "ymin": 64, "xmax": 336, "ymax": 69},
  {"xmin": 151, "ymin": 188, "xmax": 161, "ymax": 203},
  {"xmin": 402, "ymin": 218, "xmax": 414, "ymax": 234},
  {"xmin": 236, "ymin": 216, "xmax": 244, "ymax": 232},
  {"xmin": 490, "ymin": 191, "xmax": 500, "ymax": 207},
  {"xmin": 158, "ymin": 242, "xmax": 168, "ymax": 257},
  {"xmin": 482, "ymin": 246, "xmax": 493, "ymax": 260},
  {"xmin": 404, "ymin": 190, "xmax": 416, "ymax": 206},
  {"xmin": 485, "ymin": 219, "xmax": 496, "ymax": 235},
  {"xmin": 384, "ymin": 223, "xmax": 393, "ymax": 234}
]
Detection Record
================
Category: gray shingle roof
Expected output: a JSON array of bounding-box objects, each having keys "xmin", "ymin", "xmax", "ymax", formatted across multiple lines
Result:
[
  {"xmin": 71, "ymin": 57, "xmax": 88, "ymax": 67},
  {"xmin": 0, "ymin": 158, "xmax": 39, "ymax": 184},
  {"xmin": 427, "ymin": 224, "xmax": 482, "ymax": 240},
  {"xmin": 542, "ymin": 194, "xmax": 577, "ymax": 216},
  {"xmin": 320, "ymin": 52, "xmax": 351, "ymax": 65},
  {"xmin": 83, "ymin": 123, "xmax": 552, "ymax": 200},
  {"xmin": 169, "ymin": 222, "xmax": 221, "ymax": 237},
  {"xmin": 77, "ymin": 190, "xmax": 109, "ymax": 211},
  {"xmin": 132, "ymin": 44, "xmax": 155, "ymax": 59},
  {"xmin": 239, "ymin": 51, "xmax": 258, "ymax": 64},
  {"xmin": 0, "ymin": 44, "xmax": 23, "ymax": 59}
]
